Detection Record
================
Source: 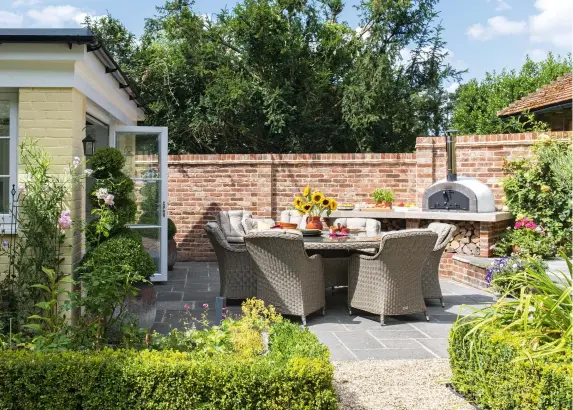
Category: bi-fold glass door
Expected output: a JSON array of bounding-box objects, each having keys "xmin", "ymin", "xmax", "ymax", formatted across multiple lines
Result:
[{"xmin": 113, "ymin": 126, "xmax": 168, "ymax": 281}]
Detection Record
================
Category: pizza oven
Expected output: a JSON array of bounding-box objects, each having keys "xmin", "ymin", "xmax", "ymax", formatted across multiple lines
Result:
[{"xmin": 422, "ymin": 130, "xmax": 495, "ymax": 213}]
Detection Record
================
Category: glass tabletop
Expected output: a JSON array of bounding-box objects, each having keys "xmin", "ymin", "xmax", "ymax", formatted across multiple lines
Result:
[{"xmin": 302, "ymin": 233, "xmax": 381, "ymax": 250}]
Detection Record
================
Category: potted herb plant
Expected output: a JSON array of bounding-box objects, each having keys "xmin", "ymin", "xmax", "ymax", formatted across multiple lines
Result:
[
  {"xmin": 372, "ymin": 189, "xmax": 394, "ymax": 208},
  {"xmin": 168, "ymin": 218, "xmax": 177, "ymax": 271}
]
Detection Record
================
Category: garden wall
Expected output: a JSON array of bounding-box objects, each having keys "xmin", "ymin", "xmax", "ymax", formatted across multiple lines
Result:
[{"xmin": 167, "ymin": 131, "xmax": 571, "ymax": 261}]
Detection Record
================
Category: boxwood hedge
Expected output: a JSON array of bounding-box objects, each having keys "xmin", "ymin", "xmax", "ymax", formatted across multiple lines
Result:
[
  {"xmin": 0, "ymin": 321, "xmax": 337, "ymax": 410},
  {"xmin": 449, "ymin": 323, "xmax": 572, "ymax": 410}
]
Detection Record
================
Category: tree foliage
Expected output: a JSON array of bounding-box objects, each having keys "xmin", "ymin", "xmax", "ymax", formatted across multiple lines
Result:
[
  {"xmin": 451, "ymin": 53, "xmax": 572, "ymax": 135},
  {"xmin": 86, "ymin": 0, "xmax": 462, "ymax": 154}
]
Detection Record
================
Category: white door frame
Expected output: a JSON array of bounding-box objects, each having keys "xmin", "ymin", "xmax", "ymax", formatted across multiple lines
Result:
[{"xmin": 112, "ymin": 126, "xmax": 169, "ymax": 282}]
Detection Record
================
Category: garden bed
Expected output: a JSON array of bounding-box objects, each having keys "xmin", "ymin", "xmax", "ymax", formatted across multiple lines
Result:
[{"xmin": 0, "ymin": 321, "xmax": 337, "ymax": 410}]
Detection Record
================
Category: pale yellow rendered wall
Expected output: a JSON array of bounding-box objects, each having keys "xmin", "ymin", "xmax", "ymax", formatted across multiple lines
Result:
[{"xmin": 17, "ymin": 87, "xmax": 86, "ymax": 278}]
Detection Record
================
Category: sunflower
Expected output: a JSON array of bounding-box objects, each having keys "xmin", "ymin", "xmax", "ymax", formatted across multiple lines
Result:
[
  {"xmin": 302, "ymin": 186, "xmax": 311, "ymax": 197},
  {"xmin": 311, "ymin": 192, "xmax": 325, "ymax": 204},
  {"xmin": 321, "ymin": 198, "xmax": 330, "ymax": 208},
  {"xmin": 302, "ymin": 203, "xmax": 313, "ymax": 213},
  {"xmin": 329, "ymin": 199, "xmax": 338, "ymax": 211},
  {"xmin": 293, "ymin": 197, "xmax": 304, "ymax": 207}
]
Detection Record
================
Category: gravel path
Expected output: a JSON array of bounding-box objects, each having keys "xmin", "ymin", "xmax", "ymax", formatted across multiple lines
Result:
[{"xmin": 334, "ymin": 359, "xmax": 475, "ymax": 410}]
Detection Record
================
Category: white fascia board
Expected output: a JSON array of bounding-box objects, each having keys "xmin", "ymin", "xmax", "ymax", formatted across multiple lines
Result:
[
  {"xmin": 0, "ymin": 43, "xmax": 84, "ymax": 61},
  {"xmin": 0, "ymin": 60, "xmax": 75, "ymax": 88},
  {"xmin": 74, "ymin": 51, "xmax": 144, "ymax": 125}
]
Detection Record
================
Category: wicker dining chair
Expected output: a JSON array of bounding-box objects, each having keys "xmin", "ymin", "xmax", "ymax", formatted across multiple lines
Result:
[
  {"xmin": 204, "ymin": 222, "xmax": 256, "ymax": 299},
  {"xmin": 244, "ymin": 230, "xmax": 325, "ymax": 326},
  {"xmin": 321, "ymin": 217, "xmax": 382, "ymax": 288},
  {"xmin": 348, "ymin": 229, "xmax": 438, "ymax": 325},
  {"xmin": 423, "ymin": 222, "xmax": 457, "ymax": 307}
]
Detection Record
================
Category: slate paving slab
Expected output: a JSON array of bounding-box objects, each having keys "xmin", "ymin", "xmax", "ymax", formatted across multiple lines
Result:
[{"xmin": 153, "ymin": 261, "xmax": 493, "ymax": 361}]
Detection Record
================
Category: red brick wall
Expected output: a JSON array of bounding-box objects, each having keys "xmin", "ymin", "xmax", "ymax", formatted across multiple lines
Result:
[{"xmin": 169, "ymin": 131, "xmax": 571, "ymax": 261}]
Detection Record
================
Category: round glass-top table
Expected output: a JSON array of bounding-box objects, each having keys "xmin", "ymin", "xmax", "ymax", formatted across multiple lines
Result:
[{"xmin": 303, "ymin": 234, "xmax": 381, "ymax": 250}]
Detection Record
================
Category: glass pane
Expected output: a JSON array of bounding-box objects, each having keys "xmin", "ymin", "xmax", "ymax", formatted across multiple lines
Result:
[
  {"xmin": 0, "ymin": 177, "xmax": 9, "ymax": 213},
  {"xmin": 134, "ymin": 180, "xmax": 161, "ymax": 225},
  {"xmin": 0, "ymin": 101, "xmax": 9, "ymax": 137},
  {"xmin": 132, "ymin": 227, "xmax": 160, "ymax": 274},
  {"xmin": 117, "ymin": 133, "xmax": 160, "ymax": 178},
  {"xmin": 0, "ymin": 139, "xmax": 8, "ymax": 175}
]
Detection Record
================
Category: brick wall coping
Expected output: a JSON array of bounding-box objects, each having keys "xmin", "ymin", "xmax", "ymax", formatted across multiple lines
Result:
[
  {"xmin": 416, "ymin": 131, "xmax": 572, "ymax": 146},
  {"xmin": 166, "ymin": 152, "xmax": 416, "ymax": 165}
]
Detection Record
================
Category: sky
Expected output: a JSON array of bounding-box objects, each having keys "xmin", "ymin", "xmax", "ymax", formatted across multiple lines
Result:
[{"xmin": 0, "ymin": 0, "xmax": 571, "ymax": 91}]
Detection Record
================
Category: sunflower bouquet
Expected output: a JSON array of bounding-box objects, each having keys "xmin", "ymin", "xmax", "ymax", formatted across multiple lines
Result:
[{"xmin": 293, "ymin": 186, "xmax": 337, "ymax": 217}]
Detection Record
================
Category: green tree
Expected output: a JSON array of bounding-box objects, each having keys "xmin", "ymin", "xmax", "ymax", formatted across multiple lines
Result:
[
  {"xmin": 451, "ymin": 53, "xmax": 572, "ymax": 135},
  {"xmin": 87, "ymin": 0, "xmax": 462, "ymax": 154}
]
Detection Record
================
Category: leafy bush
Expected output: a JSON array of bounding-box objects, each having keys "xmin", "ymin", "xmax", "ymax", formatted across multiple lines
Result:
[
  {"xmin": 87, "ymin": 232, "xmax": 156, "ymax": 280},
  {"xmin": 494, "ymin": 217, "xmax": 555, "ymax": 258},
  {"xmin": 87, "ymin": 147, "xmax": 126, "ymax": 178},
  {"xmin": 500, "ymin": 135, "xmax": 572, "ymax": 255},
  {"xmin": 0, "ymin": 321, "xmax": 337, "ymax": 410},
  {"xmin": 450, "ymin": 256, "xmax": 572, "ymax": 409},
  {"xmin": 485, "ymin": 255, "xmax": 545, "ymax": 295},
  {"xmin": 168, "ymin": 218, "xmax": 177, "ymax": 240},
  {"xmin": 449, "ymin": 324, "xmax": 571, "ymax": 410}
]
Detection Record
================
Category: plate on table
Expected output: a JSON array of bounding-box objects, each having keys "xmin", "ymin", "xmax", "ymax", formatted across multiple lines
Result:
[{"xmin": 299, "ymin": 229, "xmax": 322, "ymax": 236}]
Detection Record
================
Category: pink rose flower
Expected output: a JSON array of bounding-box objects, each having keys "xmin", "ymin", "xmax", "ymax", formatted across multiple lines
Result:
[
  {"xmin": 184, "ymin": 304, "xmax": 190, "ymax": 310},
  {"xmin": 58, "ymin": 210, "xmax": 72, "ymax": 229},
  {"xmin": 202, "ymin": 303, "xmax": 208, "ymax": 308}
]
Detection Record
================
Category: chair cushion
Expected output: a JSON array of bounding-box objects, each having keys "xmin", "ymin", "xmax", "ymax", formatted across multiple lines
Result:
[
  {"xmin": 242, "ymin": 218, "xmax": 276, "ymax": 233},
  {"xmin": 216, "ymin": 210, "xmax": 252, "ymax": 239},
  {"xmin": 332, "ymin": 218, "xmax": 381, "ymax": 235},
  {"xmin": 280, "ymin": 210, "xmax": 306, "ymax": 228}
]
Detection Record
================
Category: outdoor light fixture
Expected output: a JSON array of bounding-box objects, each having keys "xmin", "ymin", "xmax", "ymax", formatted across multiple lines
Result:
[{"xmin": 82, "ymin": 129, "xmax": 96, "ymax": 157}]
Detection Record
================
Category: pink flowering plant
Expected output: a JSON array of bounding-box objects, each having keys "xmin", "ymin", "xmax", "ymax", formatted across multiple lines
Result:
[
  {"xmin": 0, "ymin": 139, "xmax": 83, "ymax": 333},
  {"xmin": 493, "ymin": 215, "xmax": 555, "ymax": 258}
]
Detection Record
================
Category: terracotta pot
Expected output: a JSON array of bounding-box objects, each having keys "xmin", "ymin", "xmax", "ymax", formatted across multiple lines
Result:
[
  {"xmin": 376, "ymin": 201, "xmax": 392, "ymax": 208},
  {"xmin": 306, "ymin": 216, "xmax": 323, "ymax": 230},
  {"xmin": 168, "ymin": 238, "xmax": 178, "ymax": 271}
]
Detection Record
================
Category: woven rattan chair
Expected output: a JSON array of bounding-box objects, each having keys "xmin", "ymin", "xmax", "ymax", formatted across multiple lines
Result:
[
  {"xmin": 204, "ymin": 222, "xmax": 256, "ymax": 299},
  {"xmin": 244, "ymin": 230, "xmax": 325, "ymax": 326},
  {"xmin": 348, "ymin": 229, "xmax": 438, "ymax": 325},
  {"xmin": 423, "ymin": 222, "xmax": 457, "ymax": 307},
  {"xmin": 320, "ymin": 218, "xmax": 382, "ymax": 288}
]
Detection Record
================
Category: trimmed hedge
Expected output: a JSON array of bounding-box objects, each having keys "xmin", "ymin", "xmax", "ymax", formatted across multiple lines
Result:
[
  {"xmin": 0, "ymin": 322, "xmax": 338, "ymax": 410},
  {"xmin": 449, "ymin": 323, "xmax": 572, "ymax": 410}
]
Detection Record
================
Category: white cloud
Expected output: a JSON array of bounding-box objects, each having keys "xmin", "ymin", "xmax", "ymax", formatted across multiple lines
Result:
[
  {"xmin": 0, "ymin": 10, "xmax": 24, "ymax": 27},
  {"xmin": 447, "ymin": 82, "xmax": 460, "ymax": 93},
  {"xmin": 529, "ymin": 0, "xmax": 572, "ymax": 49},
  {"xmin": 526, "ymin": 48, "xmax": 547, "ymax": 62},
  {"xmin": 12, "ymin": 0, "xmax": 42, "ymax": 7},
  {"xmin": 26, "ymin": 5, "xmax": 101, "ymax": 28},
  {"xmin": 495, "ymin": 0, "xmax": 512, "ymax": 11},
  {"xmin": 467, "ymin": 16, "xmax": 526, "ymax": 40}
]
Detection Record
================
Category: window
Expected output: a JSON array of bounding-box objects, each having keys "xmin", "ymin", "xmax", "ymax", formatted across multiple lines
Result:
[{"xmin": 0, "ymin": 92, "xmax": 17, "ymax": 223}]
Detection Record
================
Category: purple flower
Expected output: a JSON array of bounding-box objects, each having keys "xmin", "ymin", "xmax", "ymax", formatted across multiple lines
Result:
[
  {"xmin": 485, "ymin": 269, "xmax": 493, "ymax": 285},
  {"xmin": 2, "ymin": 241, "xmax": 8, "ymax": 247},
  {"xmin": 221, "ymin": 314, "xmax": 227, "ymax": 319}
]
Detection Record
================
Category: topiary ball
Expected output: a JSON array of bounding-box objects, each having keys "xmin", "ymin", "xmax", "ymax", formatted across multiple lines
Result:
[
  {"xmin": 168, "ymin": 218, "xmax": 177, "ymax": 240},
  {"xmin": 87, "ymin": 230, "xmax": 156, "ymax": 279},
  {"xmin": 88, "ymin": 147, "xmax": 126, "ymax": 178}
]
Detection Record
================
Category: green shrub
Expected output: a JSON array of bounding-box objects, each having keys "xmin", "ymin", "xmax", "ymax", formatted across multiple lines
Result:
[
  {"xmin": 88, "ymin": 147, "xmax": 126, "ymax": 178},
  {"xmin": 500, "ymin": 135, "xmax": 572, "ymax": 255},
  {"xmin": 168, "ymin": 218, "xmax": 177, "ymax": 240},
  {"xmin": 449, "ymin": 256, "xmax": 572, "ymax": 409},
  {"xmin": 449, "ymin": 324, "xmax": 572, "ymax": 410},
  {"xmin": 0, "ymin": 321, "xmax": 337, "ymax": 410},
  {"xmin": 88, "ymin": 232, "xmax": 156, "ymax": 280},
  {"xmin": 493, "ymin": 222, "xmax": 555, "ymax": 258}
]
